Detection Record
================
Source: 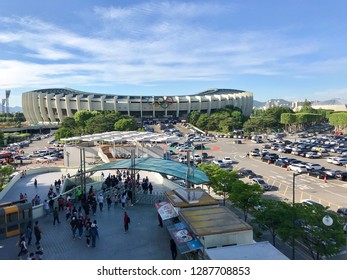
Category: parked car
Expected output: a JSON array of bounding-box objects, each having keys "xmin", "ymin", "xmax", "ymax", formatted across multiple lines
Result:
[
  {"xmin": 288, "ymin": 163, "xmax": 307, "ymax": 173},
  {"xmin": 237, "ymin": 168, "xmax": 257, "ymax": 179},
  {"xmin": 222, "ymin": 156, "xmax": 233, "ymax": 164},
  {"xmin": 212, "ymin": 159, "xmax": 226, "ymax": 167},
  {"xmin": 325, "ymin": 169, "xmax": 343, "ymax": 178},
  {"xmin": 302, "ymin": 199, "xmax": 324, "ymax": 209},
  {"xmin": 305, "ymin": 163, "xmax": 324, "ymax": 170},
  {"xmin": 331, "ymin": 157, "xmax": 347, "ymax": 166},
  {"xmin": 193, "ymin": 154, "xmax": 202, "ymax": 163},
  {"xmin": 250, "ymin": 177, "xmax": 271, "ymax": 191},
  {"xmin": 307, "ymin": 169, "xmax": 327, "ymax": 179},
  {"xmin": 274, "ymin": 159, "xmax": 288, "ymax": 168},
  {"xmin": 337, "ymin": 172, "xmax": 347, "ymax": 181},
  {"xmin": 337, "ymin": 208, "xmax": 347, "ymax": 216},
  {"xmin": 201, "ymin": 152, "xmax": 208, "ymax": 159},
  {"xmin": 305, "ymin": 152, "xmax": 322, "ymax": 159},
  {"xmin": 261, "ymin": 153, "xmax": 279, "ymax": 163}
]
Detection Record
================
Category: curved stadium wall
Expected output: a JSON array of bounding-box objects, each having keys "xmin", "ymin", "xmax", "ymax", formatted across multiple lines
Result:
[{"xmin": 22, "ymin": 88, "xmax": 253, "ymax": 124}]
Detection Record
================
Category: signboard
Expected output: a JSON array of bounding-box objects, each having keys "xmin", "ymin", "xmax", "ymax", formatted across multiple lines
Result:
[
  {"xmin": 167, "ymin": 221, "xmax": 203, "ymax": 254},
  {"xmin": 155, "ymin": 201, "xmax": 179, "ymax": 221}
]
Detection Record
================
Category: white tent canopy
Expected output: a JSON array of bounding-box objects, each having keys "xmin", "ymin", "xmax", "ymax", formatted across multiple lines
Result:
[{"xmin": 61, "ymin": 131, "xmax": 179, "ymax": 144}]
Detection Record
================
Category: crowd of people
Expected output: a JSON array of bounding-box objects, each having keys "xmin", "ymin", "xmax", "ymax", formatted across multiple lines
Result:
[{"xmin": 13, "ymin": 169, "xmax": 173, "ymax": 260}]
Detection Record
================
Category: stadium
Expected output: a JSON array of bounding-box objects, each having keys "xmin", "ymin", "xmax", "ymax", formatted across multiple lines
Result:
[{"xmin": 22, "ymin": 88, "xmax": 253, "ymax": 124}]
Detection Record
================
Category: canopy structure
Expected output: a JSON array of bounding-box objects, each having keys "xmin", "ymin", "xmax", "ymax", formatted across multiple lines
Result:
[
  {"xmin": 88, "ymin": 157, "xmax": 209, "ymax": 185},
  {"xmin": 61, "ymin": 131, "xmax": 179, "ymax": 144}
]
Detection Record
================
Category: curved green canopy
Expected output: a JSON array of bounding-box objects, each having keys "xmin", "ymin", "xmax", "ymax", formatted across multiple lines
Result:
[{"xmin": 88, "ymin": 157, "xmax": 209, "ymax": 185}]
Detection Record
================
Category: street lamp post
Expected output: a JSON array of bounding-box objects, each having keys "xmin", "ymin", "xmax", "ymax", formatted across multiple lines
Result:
[{"xmin": 292, "ymin": 172, "xmax": 305, "ymax": 260}]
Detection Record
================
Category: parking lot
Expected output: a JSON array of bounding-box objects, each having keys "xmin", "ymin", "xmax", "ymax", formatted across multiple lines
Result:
[{"xmin": 164, "ymin": 127, "xmax": 347, "ymax": 212}]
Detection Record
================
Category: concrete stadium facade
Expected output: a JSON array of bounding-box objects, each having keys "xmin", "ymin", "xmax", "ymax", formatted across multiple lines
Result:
[{"xmin": 22, "ymin": 88, "xmax": 253, "ymax": 124}]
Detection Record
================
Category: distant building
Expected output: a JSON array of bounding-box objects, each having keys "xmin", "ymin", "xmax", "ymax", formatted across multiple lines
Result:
[
  {"xmin": 22, "ymin": 88, "xmax": 253, "ymax": 124},
  {"xmin": 264, "ymin": 99, "xmax": 292, "ymax": 109},
  {"xmin": 292, "ymin": 99, "xmax": 347, "ymax": 112}
]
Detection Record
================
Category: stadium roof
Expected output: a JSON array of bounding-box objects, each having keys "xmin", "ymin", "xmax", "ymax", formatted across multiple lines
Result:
[{"xmin": 88, "ymin": 157, "xmax": 209, "ymax": 185}]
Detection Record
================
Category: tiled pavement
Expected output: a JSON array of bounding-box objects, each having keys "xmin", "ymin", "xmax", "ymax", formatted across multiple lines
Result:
[{"xmin": 0, "ymin": 170, "xmax": 181, "ymax": 260}]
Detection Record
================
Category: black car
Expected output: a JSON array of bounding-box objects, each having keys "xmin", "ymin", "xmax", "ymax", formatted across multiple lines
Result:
[
  {"xmin": 337, "ymin": 172, "xmax": 347, "ymax": 181},
  {"xmin": 194, "ymin": 144, "xmax": 205, "ymax": 150},
  {"xmin": 337, "ymin": 208, "xmax": 347, "ymax": 216},
  {"xmin": 274, "ymin": 159, "xmax": 288, "ymax": 168},
  {"xmin": 261, "ymin": 153, "xmax": 279, "ymax": 163},
  {"xmin": 324, "ymin": 169, "xmax": 343, "ymax": 178},
  {"xmin": 307, "ymin": 169, "xmax": 327, "ymax": 179},
  {"xmin": 237, "ymin": 168, "xmax": 257, "ymax": 179},
  {"xmin": 201, "ymin": 152, "xmax": 208, "ymax": 159}
]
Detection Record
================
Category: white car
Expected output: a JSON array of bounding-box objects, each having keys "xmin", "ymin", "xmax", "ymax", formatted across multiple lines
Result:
[
  {"xmin": 35, "ymin": 156, "xmax": 51, "ymax": 163},
  {"xmin": 332, "ymin": 157, "xmax": 347, "ymax": 166},
  {"xmin": 193, "ymin": 154, "xmax": 202, "ymax": 162},
  {"xmin": 212, "ymin": 159, "xmax": 226, "ymax": 167},
  {"xmin": 288, "ymin": 163, "xmax": 307, "ymax": 173},
  {"xmin": 305, "ymin": 152, "xmax": 321, "ymax": 159},
  {"xmin": 222, "ymin": 156, "xmax": 233, "ymax": 164},
  {"xmin": 327, "ymin": 157, "xmax": 338, "ymax": 164},
  {"xmin": 305, "ymin": 163, "xmax": 324, "ymax": 170}
]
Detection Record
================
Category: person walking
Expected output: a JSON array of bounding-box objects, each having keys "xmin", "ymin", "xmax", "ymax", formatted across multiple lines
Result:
[
  {"xmin": 85, "ymin": 222, "xmax": 91, "ymax": 247},
  {"xmin": 70, "ymin": 216, "xmax": 78, "ymax": 239},
  {"xmin": 17, "ymin": 234, "xmax": 28, "ymax": 259},
  {"xmin": 53, "ymin": 207, "xmax": 60, "ymax": 225},
  {"xmin": 43, "ymin": 200, "xmax": 50, "ymax": 216},
  {"xmin": 121, "ymin": 192, "xmax": 127, "ymax": 210},
  {"xmin": 91, "ymin": 198, "xmax": 97, "ymax": 216},
  {"xmin": 170, "ymin": 238, "xmax": 178, "ymax": 260},
  {"xmin": 90, "ymin": 220, "xmax": 98, "ymax": 247},
  {"xmin": 97, "ymin": 193, "xmax": 104, "ymax": 212},
  {"xmin": 158, "ymin": 213, "xmax": 163, "ymax": 228},
  {"xmin": 77, "ymin": 217, "xmax": 84, "ymax": 239},
  {"xmin": 34, "ymin": 178, "xmax": 37, "ymax": 188},
  {"xmin": 148, "ymin": 183, "xmax": 153, "ymax": 195},
  {"xmin": 106, "ymin": 195, "xmax": 112, "ymax": 210},
  {"xmin": 34, "ymin": 221, "xmax": 42, "ymax": 245},
  {"xmin": 123, "ymin": 211, "xmax": 130, "ymax": 233},
  {"xmin": 25, "ymin": 223, "xmax": 33, "ymax": 246}
]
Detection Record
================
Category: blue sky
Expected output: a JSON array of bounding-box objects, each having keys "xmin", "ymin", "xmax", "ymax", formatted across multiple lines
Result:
[{"xmin": 1, "ymin": 0, "xmax": 347, "ymax": 107}]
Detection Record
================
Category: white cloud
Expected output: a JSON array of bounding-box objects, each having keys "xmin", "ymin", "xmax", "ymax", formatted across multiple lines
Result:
[{"xmin": 1, "ymin": 1, "xmax": 346, "ymax": 104}]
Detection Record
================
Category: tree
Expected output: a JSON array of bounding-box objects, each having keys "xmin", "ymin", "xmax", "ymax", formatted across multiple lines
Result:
[
  {"xmin": 294, "ymin": 204, "xmax": 345, "ymax": 260},
  {"xmin": 209, "ymin": 168, "xmax": 238, "ymax": 206},
  {"xmin": 114, "ymin": 118, "xmax": 136, "ymax": 131},
  {"xmin": 54, "ymin": 127, "xmax": 75, "ymax": 140},
  {"xmin": 0, "ymin": 164, "xmax": 15, "ymax": 189},
  {"xmin": 328, "ymin": 113, "xmax": 347, "ymax": 132},
  {"xmin": 85, "ymin": 114, "xmax": 120, "ymax": 134},
  {"xmin": 189, "ymin": 111, "xmax": 201, "ymax": 126},
  {"xmin": 299, "ymin": 100, "xmax": 317, "ymax": 114},
  {"xmin": 196, "ymin": 114, "xmax": 209, "ymax": 130},
  {"xmin": 252, "ymin": 199, "xmax": 292, "ymax": 246},
  {"xmin": 73, "ymin": 110, "xmax": 94, "ymax": 133},
  {"xmin": 60, "ymin": 117, "xmax": 77, "ymax": 130},
  {"xmin": 229, "ymin": 181, "xmax": 264, "ymax": 221}
]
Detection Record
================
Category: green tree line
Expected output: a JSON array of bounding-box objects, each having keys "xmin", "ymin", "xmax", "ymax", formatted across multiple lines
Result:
[
  {"xmin": 198, "ymin": 163, "xmax": 345, "ymax": 260},
  {"xmin": 54, "ymin": 110, "xmax": 138, "ymax": 140}
]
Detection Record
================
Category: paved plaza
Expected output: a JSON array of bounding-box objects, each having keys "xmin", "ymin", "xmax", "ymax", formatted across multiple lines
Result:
[{"xmin": 0, "ymin": 170, "xmax": 182, "ymax": 260}]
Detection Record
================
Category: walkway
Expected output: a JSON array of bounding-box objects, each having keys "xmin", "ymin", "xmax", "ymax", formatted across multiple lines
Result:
[{"xmin": 0, "ymin": 169, "xmax": 181, "ymax": 260}]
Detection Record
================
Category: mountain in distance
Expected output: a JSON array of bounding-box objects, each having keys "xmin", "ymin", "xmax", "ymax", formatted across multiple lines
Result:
[
  {"xmin": 10, "ymin": 106, "xmax": 22, "ymax": 113},
  {"xmin": 254, "ymin": 98, "xmax": 347, "ymax": 109},
  {"xmin": 253, "ymin": 100, "xmax": 266, "ymax": 108},
  {"xmin": 311, "ymin": 98, "xmax": 347, "ymax": 106}
]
